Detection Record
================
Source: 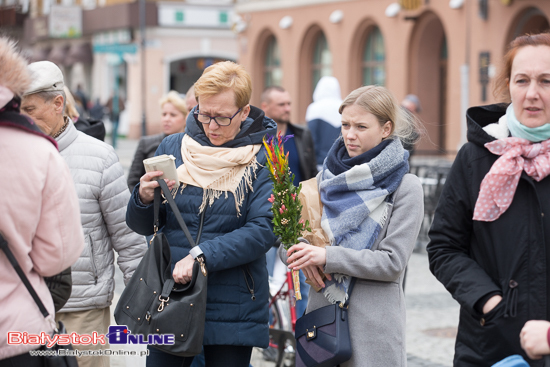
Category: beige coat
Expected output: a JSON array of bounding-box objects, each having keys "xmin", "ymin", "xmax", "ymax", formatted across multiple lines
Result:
[
  {"xmin": 0, "ymin": 126, "xmax": 84, "ymax": 359},
  {"xmin": 305, "ymin": 174, "xmax": 424, "ymax": 367}
]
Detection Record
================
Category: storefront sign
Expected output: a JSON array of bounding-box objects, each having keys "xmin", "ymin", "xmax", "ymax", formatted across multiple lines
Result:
[
  {"xmin": 400, "ymin": 0, "xmax": 422, "ymax": 11},
  {"xmin": 479, "ymin": 51, "xmax": 490, "ymax": 101},
  {"xmin": 49, "ymin": 5, "xmax": 82, "ymax": 38},
  {"xmin": 158, "ymin": 4, "xmax": 232, "ymax": 28}
]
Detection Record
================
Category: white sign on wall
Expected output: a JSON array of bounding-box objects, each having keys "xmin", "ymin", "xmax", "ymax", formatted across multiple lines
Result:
[
  {"xmin": 49, "ymin": 5, "xmax": 82, "ymax": 38},
  {"xmin": 158, "ymin": 4, "xmax": 233, "ymax": 28}
]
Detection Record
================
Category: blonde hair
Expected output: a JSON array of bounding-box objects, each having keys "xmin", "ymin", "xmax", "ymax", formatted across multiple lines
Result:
[
  {"xmin": 63, "ymin": 86, "xmax": 79, "ymax": 121},
  {"xmin": 339, "ymin": 85, "xmax": 420, "ymax": 147},
  {"xmin": 159, "ymin": 90, "xmax": 187, "ymax": 114},
  {"xmin": 0, "ymin": 37, "xmax": 30, "ymax": 96},
  {"xmin": 194, "ymin": 61, "xmax": 252, "ymax": 108}
]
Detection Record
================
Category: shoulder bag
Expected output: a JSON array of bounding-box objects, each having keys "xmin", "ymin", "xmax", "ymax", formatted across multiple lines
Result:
[
  {"xmin": 114, "ymin": 179, "xmax": 208, "ymax": 357},
  {"xmin": 44, "ymin": 266, "xmax": 72, "ymax": 312},
  {"xmin": 294, "ymin": 278, "xmax": 356, "ymax": 367},
  {"xmin": 0, "ymin": 233, "xmax": 78, "ymax": 367}
]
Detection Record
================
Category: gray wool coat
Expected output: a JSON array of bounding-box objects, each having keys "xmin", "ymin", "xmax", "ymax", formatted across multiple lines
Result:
[{"xmin": 305, "ymin": 173, "xmax": 424, "ymax": 367}]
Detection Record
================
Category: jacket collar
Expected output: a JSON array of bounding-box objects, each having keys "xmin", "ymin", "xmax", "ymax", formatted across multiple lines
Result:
[
  {"xmin": 56, "ymin": 118, "xmax": 79, "ymax": 152},
  {"xmin": 466, "ymin": 103, "xmax": 508, "ymax": 147},
  {"xmin": 185, "ymin": 105, "xmax": 277, "ymax": 148}
]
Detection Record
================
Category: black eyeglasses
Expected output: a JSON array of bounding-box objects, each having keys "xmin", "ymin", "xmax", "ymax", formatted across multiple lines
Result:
[{"xmin": 194, "ymin": 106, "xmax": 242, "ymax": 126}]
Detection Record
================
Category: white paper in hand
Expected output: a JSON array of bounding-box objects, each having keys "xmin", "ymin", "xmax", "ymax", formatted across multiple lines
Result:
[{"xmin": 143, "ymin": 154, "xmax": 179, "ymax": 190}]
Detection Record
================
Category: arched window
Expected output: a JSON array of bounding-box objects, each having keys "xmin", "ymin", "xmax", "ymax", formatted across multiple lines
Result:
[
  {"xmin": 312, "ymin": 33, "xmax": 332, "ymax": 91},
  {"xmin": 264, "ymin": 36, "xmax": 282, "ymax": 87},
  {"xmin": 362, "ymin": 27, "xmax": 385, "ymax": 86}
]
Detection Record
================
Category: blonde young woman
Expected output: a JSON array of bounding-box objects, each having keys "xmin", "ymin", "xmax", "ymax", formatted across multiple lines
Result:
[
  {"xmin": 288, "ymin": 85, "xmax": 424, "ymax": 367},
  {"xmin": 127, "ymin": 90, "xmax": 187, "ymax": 191},
  {"xmin": 126, "ymin": 61, "xmax": 277, "ymax": 367}
]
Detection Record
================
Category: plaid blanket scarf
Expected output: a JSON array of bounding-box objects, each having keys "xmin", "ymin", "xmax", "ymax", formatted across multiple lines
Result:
[{"xmin": 319, "ymin": 137, "xmax": 409, "ymax": 304}]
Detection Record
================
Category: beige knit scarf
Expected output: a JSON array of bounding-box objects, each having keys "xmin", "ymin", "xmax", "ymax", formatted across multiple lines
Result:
[{"xmin": 178, "ymin": 134, "xmax": 262, "ymax": 216}]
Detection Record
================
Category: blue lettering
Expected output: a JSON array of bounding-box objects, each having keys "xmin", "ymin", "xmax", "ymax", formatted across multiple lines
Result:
[
  {"xmin": 152, "ymin": 335, "xmax": 163, "ymax": 344},
  {"xmin": 128, "ymin": 335, "xmax": 139, "ymax": 344},
  {"xmin": 163, "ymin": 335, "xmax": 175, "ymax": 345}
]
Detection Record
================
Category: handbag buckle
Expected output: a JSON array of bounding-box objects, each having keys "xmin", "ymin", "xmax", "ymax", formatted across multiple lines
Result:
[
  {"xmin": 157, "ymin": 295, "xmax": 169, "ymax": 312},
  {"xmin": 197, "ymin": 256, "xmax": 208, "ymax": 277},
  {"xmin": 149, "ymin": 225, "xmax": 159, "ymax": 245},
  {"xmin": 145, "ymin": 311, "xmax": 152, "ymax": 323},
  {"xmin": 306, "ymin": 326, "xmax": 317, "ymax": 341}
]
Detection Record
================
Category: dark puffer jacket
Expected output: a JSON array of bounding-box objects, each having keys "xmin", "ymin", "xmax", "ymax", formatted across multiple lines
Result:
[
  {"xmin": 126, "ymin": 106, "xmax": 277, "ymax": 347},
  {"xmin": 427, "ymin": 103, "xmax": 550, "ymax": 367}
]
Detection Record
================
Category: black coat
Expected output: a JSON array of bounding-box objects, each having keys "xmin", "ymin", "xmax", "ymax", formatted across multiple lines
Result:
[
  {"xmin": 289, "ymin": 122, "xmax": 318, "ymax": 181},
  {"xmin": 427, "ymin": 104, "xmax": 550, "ymax": 367},
  {"xmin": 127, "ymin": 133, "xmax": 166, "ymax": 191}
]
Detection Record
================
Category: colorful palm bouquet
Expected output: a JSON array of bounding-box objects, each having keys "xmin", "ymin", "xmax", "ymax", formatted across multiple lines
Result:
[{"xmin": 263, "ymin": 133, "xmax": 311, "ymax": 300}]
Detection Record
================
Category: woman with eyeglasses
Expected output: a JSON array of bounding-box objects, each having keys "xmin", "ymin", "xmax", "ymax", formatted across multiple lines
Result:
[{"xmin": 126, "ymin": 61, "xmax": 277, "ymax": 367}]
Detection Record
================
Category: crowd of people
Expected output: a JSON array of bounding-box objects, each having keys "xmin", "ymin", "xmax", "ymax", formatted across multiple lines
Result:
[{"xmin": 2, "ymin": 30, "xmax": 550, "ymax": 367}]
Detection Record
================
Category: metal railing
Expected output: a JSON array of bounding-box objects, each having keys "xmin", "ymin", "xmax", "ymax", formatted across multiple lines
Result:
[{"xmin": 410, "ymin": 159, "xmax": 453, "ymax": 252}]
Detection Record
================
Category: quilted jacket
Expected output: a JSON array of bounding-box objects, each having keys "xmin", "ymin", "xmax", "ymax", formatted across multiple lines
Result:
[{"xmin": 56, "ymin": 122, "xmax": 147, "ymax": 312}]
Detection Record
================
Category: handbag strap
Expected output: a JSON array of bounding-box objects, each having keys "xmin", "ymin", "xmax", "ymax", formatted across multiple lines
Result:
[
  {"xmin": 342, "ymin": 278, "xmax": 357, "ymax": 308},
  {"xmin": 154, "ymin": 179, "xmax": 205, "ymax": 247},
  {"xmin": 0, "ymin": 233, "xmax": 49, "ymax": 318}
]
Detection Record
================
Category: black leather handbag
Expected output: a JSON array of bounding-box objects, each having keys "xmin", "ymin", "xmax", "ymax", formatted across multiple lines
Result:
[
  {"xmin": 44, "ymin": 266, "xmax": 72, "ymax": 312},
  {"xmin": 0, "ymin": 233, "xmax": 78, "ymax": 367},
  {"xmin": 114, "ymin": 179, "xmax": 208, "ymax": 357},
  {"xmin": 294, "ymin": 279, "xmax": 356, "ymax": 367}
]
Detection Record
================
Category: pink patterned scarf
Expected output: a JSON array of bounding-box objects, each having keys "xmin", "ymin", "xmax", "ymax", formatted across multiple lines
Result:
[{"xmin": 473, "ymin": 137, "xmax": 550, "ymax": 222}]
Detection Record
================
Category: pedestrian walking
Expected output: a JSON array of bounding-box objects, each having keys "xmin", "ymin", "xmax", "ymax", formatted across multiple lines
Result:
[
  {"xmin": 127, "ymin": 90, "xmax": 187, "ymax": 192},
  {"xmin": 287, "ymin": 85, "xmax": 424, "ymax": 367},
  {"xmin": 126, "ymin": 61, "xmax": 277, "ymax": 367},
  {"xmin": 20, "ymin": 60, "xmax": 147, "ymax": 367},
  {"xmin": 428, "ymin": 32, "xmax": 550, "ymax": 366},
  {"xmin": 306, "ymin": 76, "xmax": 343, "ymax": 171},
  {"xmin": 0, "ymin": 37, "xmax": 84, "ymax": 365}
]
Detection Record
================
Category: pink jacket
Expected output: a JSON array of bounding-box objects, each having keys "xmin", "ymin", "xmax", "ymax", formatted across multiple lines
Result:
[{"xmin": 0, "ymin": 126, "xmax": 84, "ymax": 359}]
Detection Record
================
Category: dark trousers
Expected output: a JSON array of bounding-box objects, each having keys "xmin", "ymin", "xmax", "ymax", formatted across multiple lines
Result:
[
  {"xmin": 146, "ymin": 345, "xmax": 253, "ymax": 367},
  {"xmin": 0, "ymin": 351, "xmax": 45, "ymax": 367}
]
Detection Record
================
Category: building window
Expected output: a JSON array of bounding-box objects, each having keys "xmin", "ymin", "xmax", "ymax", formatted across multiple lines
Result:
[
  {"xmin": 362, "ymin": 27, "xmax": 385, "ymax": 86},
  {"xmin": 264, "ymin": 36, "xmax": 282, "ymax": 88},
  {"xmin": 312, "ymin": 32, "xmax": 332, "ymax": 91}
]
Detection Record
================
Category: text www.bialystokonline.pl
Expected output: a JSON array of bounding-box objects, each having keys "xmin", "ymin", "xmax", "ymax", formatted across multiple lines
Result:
[{"xmin": 29, "ymin": 349, "xmax": 150, "ymax": 357}]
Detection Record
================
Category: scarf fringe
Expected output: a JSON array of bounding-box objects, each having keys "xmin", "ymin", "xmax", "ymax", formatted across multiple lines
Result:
[
  {"xmin": 196, "ymin": 157, "xmax": 259, "ymax": 217},
  {"xmin": 323, "ymin": 283, "xmax": 349, "ymax": 305}
]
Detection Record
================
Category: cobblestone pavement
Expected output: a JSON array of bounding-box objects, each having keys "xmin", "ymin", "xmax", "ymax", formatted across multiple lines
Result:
[{"xmin": 108, "ymin": 138, "xmax": 459, "ymax": 367}]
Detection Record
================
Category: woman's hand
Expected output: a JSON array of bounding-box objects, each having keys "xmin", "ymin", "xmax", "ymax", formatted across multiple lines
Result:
[
  {"xmin": 287, "ymin": 243, "xmax": 327, "ymax": 269},
  {"xmin": 138, "ymin": 171, "xmax": 176, "ymax": 205},
  {"xmin": 173, "ymin": 255, "xmax": 195, "ymax": 284},
  {"xmin": 301, "ymin": 264, "xmax": 332, "ymax": 289},
  {"xmin": 482, "ymin": 295, "xmax": 503, "ymax": 314},
  {"xmin": 520, "ymin": 320, "xmax": 550, "ymax": 360},
  {"xmin": 286, "ymin": 243, "xmax": 331, "ymax": 288}
]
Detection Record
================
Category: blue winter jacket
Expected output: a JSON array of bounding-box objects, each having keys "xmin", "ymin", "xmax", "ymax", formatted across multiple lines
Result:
[{"xmin": 126, "ymin": 105, "xmax": 278, "ymax": 347}]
